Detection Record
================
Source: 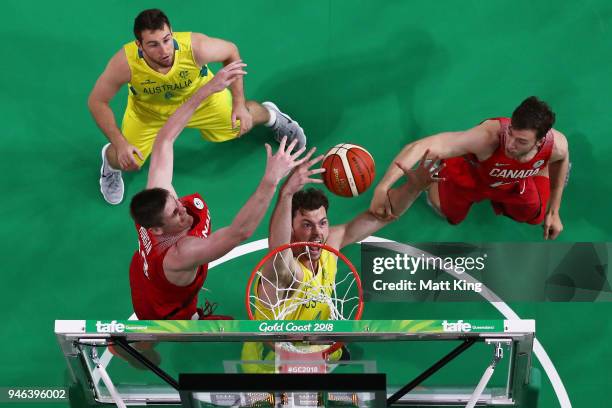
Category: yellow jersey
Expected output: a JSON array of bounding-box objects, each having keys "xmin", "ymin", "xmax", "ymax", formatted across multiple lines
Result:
[
  {"xmin": 123, "ymin": 32, "xmax": 213, "ymax": 118},
  {"xmin": 254, "ymin": 249, "xmax": 338, "ymax": 320},
  {"xmin": 243, "ymin": 250, "xmax": 341, "ymax": 372}
]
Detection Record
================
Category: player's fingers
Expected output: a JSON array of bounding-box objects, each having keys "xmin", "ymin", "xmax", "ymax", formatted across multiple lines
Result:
[
  {"xmin": 298, "ymin": 147, "xmax": 317, "ymax": 164},
  {"xmin": 419, "ymin": 149, "xmax": 431, "ymax": 167},
  {"xmin": 228, "ymin": 69, "xmax": 247, "ymax": 79},
  {"xmin": 128, "ymin": 153, "xmax": 140, "ymax": 167},
  {"xmin": 243, "ymin": 119, "xmax": 252, "ymax": 133},
  {"xmin": 286, "ymin": 137, "xmax": 299, "ymax": 155},
  {"xmin": 306, "ymin": 178, "xmax": 324, "ymax": 184},
  {"xmin": 309, "ymin": 168, "xmax": 327, "ymax": 175},
  {"xmin": 543, "ymin": 224, "xmax": 550, "ymax": 240},
  {"xmin": 231, "ymin": 112, "xmax": 237, "ymax": 129},
  {"xmin": 290, "ymin": 146, "xmax": 306, "ymax": 161},
  {"xmin": 227, "ymin": 59, "xmax": 244, "ymax": 68},
  {"xmin": 264, "ymin": 143, "xmax": 272, "ymax": 158},
  {"xmin": 278, "ymin": 135, "xmax": 287, "ymax": 152},
  {"xmin": 223, "ymin": 61, "xmax": 244, "ymax": 74},
  {"xmin": 309, "ymin": 154, "xmax": 325, "ymax": 167},
  {"xmin": 133, "ymin": 148, "xmax": 144, "ymax": 161}
]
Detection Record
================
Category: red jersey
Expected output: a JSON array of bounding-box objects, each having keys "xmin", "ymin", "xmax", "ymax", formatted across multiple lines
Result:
[
  {"xmin": 129, "ymin": 193, "xmax": 212, "ymax": 320},
  {"xmin": 447, "ymin": 117, "xmax": 554, "ymax": 193}
]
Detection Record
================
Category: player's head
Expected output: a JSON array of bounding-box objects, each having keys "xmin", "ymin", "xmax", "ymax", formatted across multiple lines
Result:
[
  {"xmin": 133, "ymin": 9, "xmax": 174, "ymax": 68},
  {"xmin": 130, "ymin": 188, "xmax": 193, "ymax": 235},
  {"xmin": 507, "ymin": 96, "xmax": 555, "ymax": 158},
  {"xmin": 291, "ymin": 188, "xmax": 330, "ymax": 262}
]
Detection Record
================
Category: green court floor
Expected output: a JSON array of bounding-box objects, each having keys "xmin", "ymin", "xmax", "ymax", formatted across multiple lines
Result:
[{"xmin": 2, "ymin": 0, "xmax": 611, "ymax": 406}]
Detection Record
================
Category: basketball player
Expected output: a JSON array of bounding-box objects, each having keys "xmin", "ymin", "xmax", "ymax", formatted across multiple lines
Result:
[
  {"xmin": 369, "ymin": 97, "xmax": 570, "ymax": 240},
  {"xmin": 89, "ymin": 9, "xmax": 306, "ymax": 205},
  {"xmin": 254, "ymin": 150, "xmax": 440, "ymax": 320},
  {"xmin": 240, "ymin": 151, "xmax": 439, "ymax": 369},
  {"xmin": 128, "ymin": 60, "xmax": 309, "ymax": 321}
]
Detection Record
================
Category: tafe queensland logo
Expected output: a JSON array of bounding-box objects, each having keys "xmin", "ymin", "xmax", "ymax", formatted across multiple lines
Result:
[
  {"xmin": 442, "ymin": 320, "xmax": 472, "ymax": 332},
  {"xmin": 96, "ymin": 320, "xmax": 125, "ymax": 333}
]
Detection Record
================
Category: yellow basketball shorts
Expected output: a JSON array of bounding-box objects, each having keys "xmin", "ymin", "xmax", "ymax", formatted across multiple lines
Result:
[{"xmin": 121, "ymin": 88, "xmax": 240, "ymax": 166}]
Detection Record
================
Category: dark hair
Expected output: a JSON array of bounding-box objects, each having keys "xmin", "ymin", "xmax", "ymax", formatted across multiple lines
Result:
[
  {"xmin": 134, "ymin": 9, "xmax": 171, "ymax": 42},
  {"xmin": 130, "ymin": 188, "xmax": 170, "ymax": 228},
  {"xmin": 291, "ymin": 188, "xmax": 329, "ymax": 218},
  {"xmin": 511, "ymin": 96, "xmax": 556, "ymax": 140}
]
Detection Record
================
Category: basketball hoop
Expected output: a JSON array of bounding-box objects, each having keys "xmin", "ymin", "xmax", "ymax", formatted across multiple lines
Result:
[{"xmin": 245, "ymin": 241, "xmax": 363, "ymax": 362}]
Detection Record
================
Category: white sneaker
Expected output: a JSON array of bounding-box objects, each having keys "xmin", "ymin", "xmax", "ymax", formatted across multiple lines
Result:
[
  {"xmin": 262, "ymin": 102, "xmax": 307, "ymax": 149},
  {"xmin": 99, "ymin": 144, "xmax": 124, "ymax": 205}
]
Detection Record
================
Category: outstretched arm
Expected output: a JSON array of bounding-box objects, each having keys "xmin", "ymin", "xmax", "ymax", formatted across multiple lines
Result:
[
  {"xmin": 330, "ymin": 151, "xmax": 442, "ymax": 249},
  {"xmin": 165, "ymin": 138, "xmax": 310, "ymax": 272},
  {"xmin": 87, "ymin": 50, "xmax": 143, "ymax": 170},
  {"xmin": 260, "ymin": 150, "xmax": 325, "ymax": 288},
  {"xmin": 146, "ymin": 60, "xmax": 247, "ymax": 196},
  {"xmin": 543, "ymin": 130, "xmax": 570, "ymax": 240},
  {"xmin": 370, "ymin": 120, "xmax": 497, "ymax": 219}
]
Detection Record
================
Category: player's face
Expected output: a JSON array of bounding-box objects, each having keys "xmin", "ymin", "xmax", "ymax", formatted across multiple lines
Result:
[
  {"xmin": 159, "ymin": 196, "xmax": 193, "ymax": 234},
  {"xmin": 137, "ymin": 25, "xmax": 175, "ymax": 69},
  {"xmin": 291, "ymin": 207, "xmax": 330, "ymax": 263},
  {"xmin": 506, "ymin": 127, "xmax": 540, "ymax": 159}
]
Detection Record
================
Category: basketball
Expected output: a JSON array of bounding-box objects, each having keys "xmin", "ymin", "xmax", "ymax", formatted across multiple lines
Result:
[{"xmin": 322, "ymin": 144, "xmax": 375, "ymax": 197}]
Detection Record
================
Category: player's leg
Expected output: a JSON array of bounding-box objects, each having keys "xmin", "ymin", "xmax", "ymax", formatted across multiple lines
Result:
[
  {"xmin": 252, "ymin": 100, "xmax": 307, "ymax": 149},
  {"xmin": 492, "ymin": 175, "xmax": 550, "ymax": 225},
  {"xmin": 434, "ymin": 158, "xmax": 478, "ymax": 224},
  {"xmin": 99, "ymin": 110, "xmax": 161, "ymax": 204},
  {"xmin": 190, "ymin": 89, "xmax": 306, "ymax": 148}
]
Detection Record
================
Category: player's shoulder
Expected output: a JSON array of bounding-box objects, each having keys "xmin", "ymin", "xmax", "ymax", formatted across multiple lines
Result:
[
  {"xmin": 189, "ymin": 32, "xmax": 211, "ymax": 50},
  {"xmin": 479, "ymin": 119, "xmax": 502, "ymax": 135},
  {"xmin": 104, "ymin": 48, "xmax": 131, "ymax": 83},
  {"xmin": 550, "ymin": 128, "xmax": 567, "ymax": 143},
  {"xmin": 189, "ymin": 32, "xmax": 210, "ymax": 65},
  {"xmin": 467, "ymin": 119, "xmax": 500, "ymax": 147},
  {"xmin": 550, "ymin": 128, "xmax": 569, "ymax": 157}
]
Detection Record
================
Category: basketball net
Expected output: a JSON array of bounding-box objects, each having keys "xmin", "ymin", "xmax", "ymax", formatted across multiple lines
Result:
[{"xmin": 246, "ymin": 242, "xmax": 363, "ymax": 372}]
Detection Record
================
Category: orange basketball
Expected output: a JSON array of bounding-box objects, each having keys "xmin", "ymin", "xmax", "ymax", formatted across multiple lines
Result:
[{"xmin": 322, "ymin": 144, "xmax": 375, "ymax": 197}]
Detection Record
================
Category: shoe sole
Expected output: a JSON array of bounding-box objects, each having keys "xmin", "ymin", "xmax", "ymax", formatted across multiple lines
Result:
[
  {"xmin": 262, "ymin": 102, "xmax": 307, "ymax": 147},
  {"xmin": 99, "ymin": 143, "xmax": 124, "ymax": 205}
]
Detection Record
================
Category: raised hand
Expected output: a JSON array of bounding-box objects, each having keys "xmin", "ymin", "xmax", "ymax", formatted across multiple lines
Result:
[
  {"xmin": 395, "ymin": 149, "xmax": 444, "ymax": 191},
  {"xmin": 263, "ymin": 136, "xmax": 309, "ymax": 185},
  {"xmin": 207, "ymin": 60, "xmax": 247, "ymax": 94},
  {"xmin": 281, "ymin": 147, "xmax": 325, "ymax": 195},
  {"xmin": 543, "ymin": 211, "xmax": 563, "ymax": 240},
  {"xmin": 115, "ymin": 141, "xmax": 144, "ymax": 170}
]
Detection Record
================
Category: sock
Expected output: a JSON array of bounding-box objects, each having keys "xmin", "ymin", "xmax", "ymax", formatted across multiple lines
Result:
[{"xmin": 264, "ymin": 106, "xmax": 277, "ymax": 127}]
